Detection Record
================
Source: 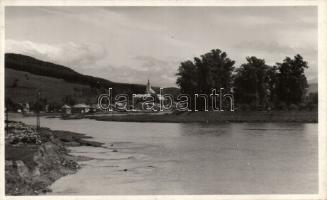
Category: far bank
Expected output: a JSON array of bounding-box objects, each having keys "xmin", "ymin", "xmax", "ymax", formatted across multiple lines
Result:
[{"xmin": 86, "ymin": 111, "xmax": 318, "ymax": 123}]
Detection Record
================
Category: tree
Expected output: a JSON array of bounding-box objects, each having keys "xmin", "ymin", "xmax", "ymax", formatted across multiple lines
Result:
[
  {"xmin": 266, "ymin": 65, "xmax": 278, "ymax": 107},
  {"xmin": 234, "ymin": 57, "xmax": 269, "ymax": 109},
  {"xmin": 176, "ymin": 49, "xmax": 235, "ymax": 110},
  {"xmin": 176, "ymin": 49, "xmax": 235, "ymax": 94},
  {"xmin": 198, "ymin": 49, "xmax": 235, "ymax": 93},
  {"xmin": 275, "ymin": 54, "xmax": 308, "ymax": 105},
  {"xmin": 176, "ymin": 60, "xmax": 198, "ymax": 94}
]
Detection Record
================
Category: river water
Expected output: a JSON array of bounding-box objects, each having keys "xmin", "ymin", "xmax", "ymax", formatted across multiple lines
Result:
[{"xmin": 12, "ymin": 116, "xmax": 318, "ymax": 194}]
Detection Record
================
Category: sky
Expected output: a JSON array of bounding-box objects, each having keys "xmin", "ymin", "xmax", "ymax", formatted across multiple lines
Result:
[{"xmin": 5, "ymin": 6, "xmax": 317, "ymax": 87}]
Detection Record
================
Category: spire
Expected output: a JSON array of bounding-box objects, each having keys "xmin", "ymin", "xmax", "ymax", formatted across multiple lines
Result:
[
  {"xmin": 145, "ymin": 79, "xmax": 156, "ymax": 94},
  {"xmin": 146, "ymin": 79, "xmax": 150, "ymax": 94}
]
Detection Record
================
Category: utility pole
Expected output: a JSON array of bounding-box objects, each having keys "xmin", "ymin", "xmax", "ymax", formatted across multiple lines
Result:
[{"xmin": 36, "ymin": 91, "xmax": 40, "ymax": 131}]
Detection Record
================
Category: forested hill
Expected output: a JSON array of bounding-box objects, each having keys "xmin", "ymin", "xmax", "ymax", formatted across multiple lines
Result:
[
  {"xmin": 5, "ymin": 53, "xmax": 180, "ymax": 105},
  {"xmin": 5, "ymin": 53, "xmax": 146, "ymax": 94}
]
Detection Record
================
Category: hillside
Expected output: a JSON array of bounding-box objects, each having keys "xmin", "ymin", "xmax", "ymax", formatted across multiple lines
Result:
[
  {"xmin": 6, "ymin": 68, "xmax": 96, "ymax": 103},
  {"xmin": 5, "ymin": 53, "xmax": 146, "ymax": 93},
  {"xmin": 5, "ymin": 53, "xmax": 180, "ymax": 106}
]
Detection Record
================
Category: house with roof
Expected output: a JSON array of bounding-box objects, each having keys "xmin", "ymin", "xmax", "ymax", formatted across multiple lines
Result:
[
  {"xmin": 72, "ymin": 103, "xmax": 90, "ymax": 114},
  {"xmin": 61, "ymin": 104, "xmax": 71, "ymax": 114},
  {"xmin": 90, "ymin": 104, "xmax": 101, "ymax": 113}
]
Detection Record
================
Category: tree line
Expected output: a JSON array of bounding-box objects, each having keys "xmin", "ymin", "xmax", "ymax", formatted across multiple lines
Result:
[{"xmin": 176, "ymin": 49, "xmax": 316, "ymax": 111}]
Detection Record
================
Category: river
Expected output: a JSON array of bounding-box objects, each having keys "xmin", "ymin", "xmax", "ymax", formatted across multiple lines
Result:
[{"xmin": 12, "ymin": 116, "xmax": 318, "ymax": 195}]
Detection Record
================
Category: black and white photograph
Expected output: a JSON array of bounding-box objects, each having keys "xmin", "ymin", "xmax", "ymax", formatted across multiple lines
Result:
[{"xmin": 1, "ymin": 0, "xmax": 326, "ymax": 199}]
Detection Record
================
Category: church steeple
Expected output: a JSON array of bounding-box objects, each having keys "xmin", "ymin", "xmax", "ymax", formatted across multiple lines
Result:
[{"xmin": 146, "ymin": 79, "xmax": 151, "ymax": 94}]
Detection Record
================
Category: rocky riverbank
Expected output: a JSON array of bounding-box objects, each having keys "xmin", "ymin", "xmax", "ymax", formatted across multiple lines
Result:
[{"xmin": 5, "ymin": 121, "xmax": 103, "ymax": 195}]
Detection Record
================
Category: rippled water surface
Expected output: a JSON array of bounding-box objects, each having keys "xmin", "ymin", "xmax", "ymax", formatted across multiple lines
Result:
[{"xmin": 13, "ymin": 116, "xmax": 318, "ymax": 194}]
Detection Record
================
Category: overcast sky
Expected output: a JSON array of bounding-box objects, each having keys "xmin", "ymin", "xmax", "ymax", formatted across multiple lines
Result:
[{"xmin": 5, "ymin": 6, "xmax": 317, "ymax": 87}]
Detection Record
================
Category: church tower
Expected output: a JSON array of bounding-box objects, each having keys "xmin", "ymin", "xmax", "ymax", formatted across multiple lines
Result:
[
  {"xmin": 145, "ymin": 79, "xmax": 155, "ymax": 94},
  {"xmin": 146, "ymin": 79, "xmax": 151, "ymax": 94}
]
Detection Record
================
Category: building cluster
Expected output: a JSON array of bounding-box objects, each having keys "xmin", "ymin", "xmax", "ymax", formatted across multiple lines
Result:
[
  {"xmin": 14, "ymin": 102, "xmax": 100, "ymax": 115},
  {"xmin": 60, "ymin": 103, "xmax": 100, "ymax": 114},
  {"xmin": 11, "ymin": 80, "xmax": 171, "ymax": 115}
]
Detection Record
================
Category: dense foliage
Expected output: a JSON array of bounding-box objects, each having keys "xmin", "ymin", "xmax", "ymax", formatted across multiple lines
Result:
[
  {"xmin": 177, "ymin": 49, "xmax": 315, "ymax": 111},
  {"xmin": 177, "ymin": 49, "xmax": 235, "ymax": 95},
  {"xmin": 176, "ymin": 49, "xmax": 235, "ymax": 110},
  {"xmin": 233, "ymin": 56, "xmax": 269, "ymax": 108},
  {"xmin": 275, "ymin": 55, "xmax": 309, "ymax": 105}
]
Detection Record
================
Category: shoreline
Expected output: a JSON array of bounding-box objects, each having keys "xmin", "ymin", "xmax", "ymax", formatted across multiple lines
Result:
[
  {"xmin": 5, "ymin": 121, "xmax": 103, "ymax": 195},
  {"xmin": 5, "ymin": 112, "xmax": 318, "ymax": 195},
  {"xmin": 86, "ymin": 111, "xmax": 318, "ymax": 123},
  {"xmin": 10, "ymin": 110, "xmax": 318, "ymax": 123}
]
